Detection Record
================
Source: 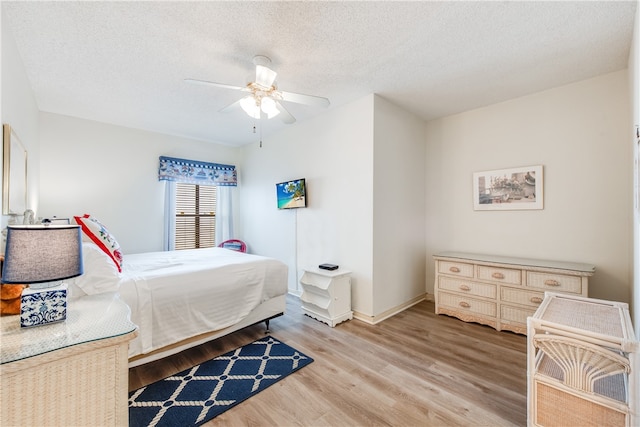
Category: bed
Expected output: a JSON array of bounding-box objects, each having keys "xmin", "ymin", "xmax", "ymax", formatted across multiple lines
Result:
[{"xmin": 68, "ymin": 242, "xmax": 288, "ymax": 368}]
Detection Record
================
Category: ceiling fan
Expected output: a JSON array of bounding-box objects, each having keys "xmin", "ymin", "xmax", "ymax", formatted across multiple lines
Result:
[{"xmin": 185, "ymin": 55, "xmax": 330, "ymax": 124}]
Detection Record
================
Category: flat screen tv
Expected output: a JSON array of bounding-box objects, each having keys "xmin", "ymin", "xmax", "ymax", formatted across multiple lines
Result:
[{"xmin": 276, "ymin": 178, "xmax": 307, "ymax": 209}]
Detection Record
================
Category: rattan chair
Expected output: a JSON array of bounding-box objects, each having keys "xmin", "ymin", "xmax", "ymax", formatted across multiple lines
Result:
[{"xmin": 533, "ymin": 334, "xmax": 630, "ymax": 397}]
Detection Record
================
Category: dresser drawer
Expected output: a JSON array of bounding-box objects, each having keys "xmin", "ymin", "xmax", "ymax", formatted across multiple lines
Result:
[
  {"xmin": 501, "ymin": 304, "xmax": 536, "ymax": 325},
  {"xmin": 500, "ymin": 286, "xmax": 544, "ymax": 308},
  {"xmin": 526, "ymin": 272, "xmax": 583, "ymax": 294},
  {"xmin": 439, "ymin": 277, "xmax": 496, "ymax": 299},
  {"xmin": 438, "ymin": 261, "xmax": 474, "ymax": 278},
  {"xmin": 438, "ymin": 292, "xmax": 497, "ymax": 317},
  {"xmin": 477, "ymin": 266, "xmax": 521, "ymax": 285}
]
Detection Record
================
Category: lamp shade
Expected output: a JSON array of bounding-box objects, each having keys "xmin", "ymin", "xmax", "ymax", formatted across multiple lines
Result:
[
  {"xmin": 260, "ymin": 96, "xmax": 280, "ymax": 119},
  {"xmin": 240, "ymin": 96, "xmax": 261, "ymax": 119},
  {"xmin": 2, "ymin": 225, "xmax": 83, "ymax": 284}
]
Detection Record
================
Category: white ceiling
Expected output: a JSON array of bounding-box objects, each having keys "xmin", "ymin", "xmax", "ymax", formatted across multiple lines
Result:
[{"xmin": 2, "ymin": 1, "xmax": 637, "ymax": 146}]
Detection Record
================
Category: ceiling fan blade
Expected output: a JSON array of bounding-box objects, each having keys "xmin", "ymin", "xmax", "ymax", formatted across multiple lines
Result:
[
  {"xmin": 184, "ymin": 78, "xmax": 248, "ymax": 92},
  {"xmin": 279, "ymin": 90, "xmax": 330, "ymax": 108},
  {"xmin": 255, "ymin": 65, "xmax": 277, "ymax": 88},
  {"xmin": 275, "ymin": 101, "xmax": 296, "ymax": 124},
  {"xmin": 218, "ymin": 98, "xmax": 243, "ymax": 114}
]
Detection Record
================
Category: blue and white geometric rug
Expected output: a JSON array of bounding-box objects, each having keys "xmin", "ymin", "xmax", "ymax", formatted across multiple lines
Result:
[{"xmin": 129, "ymin": 336, "xmax": 313, "ymax": 427}]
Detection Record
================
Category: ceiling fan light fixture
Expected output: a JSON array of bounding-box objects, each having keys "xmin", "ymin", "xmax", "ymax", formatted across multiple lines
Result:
[
  {"xmin": 186, "ymin": 54, "xmax": 328, "ymax": 125},
  {"xmin": 256, "ymin": 65, "xmax": 277, "ymax": 88},
  {"xmin": 240, "ymin": 96, "xmax": 260, "ymax": 119},
  {"xmin": 261, "ymin": 96, "xmax": 280, "ymax": 119}
]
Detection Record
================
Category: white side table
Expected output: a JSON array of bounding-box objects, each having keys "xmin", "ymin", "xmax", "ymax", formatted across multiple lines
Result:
[
  {"xmin": 0, "ymin": 292, "xmax": 137, "ymax": 427},
  {"xmin": 300, "ymin": 268, "xmax": 352, "ymax": 327}
]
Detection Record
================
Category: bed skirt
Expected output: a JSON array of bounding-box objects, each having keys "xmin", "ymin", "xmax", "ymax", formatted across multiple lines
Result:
[{"xmin": 127, "ymin": 294, "xmax": 286, "ymax": 367}]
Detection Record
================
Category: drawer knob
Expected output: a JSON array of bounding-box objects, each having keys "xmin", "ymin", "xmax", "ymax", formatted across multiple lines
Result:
[
  {"xmin": 459, "ymin": 284, "xmax": 471, "ymax": 291},
  {"xmin": 491, "ymin": 272, "xmax": 505, "ymax": 279},
  {"xmin": 459, "ymin": 301, "xmax": 471, "ymax": 308},
  {"xmin": 544, "ymin": 279, "xmax": 560, "ymax": 287},
  {"xmin": 449, "ymin": 266, "xmax": 461, "ymax": 273},
  {"xmin": 530, "ymin": 297, "xmax": 543, "ymax": 304}
]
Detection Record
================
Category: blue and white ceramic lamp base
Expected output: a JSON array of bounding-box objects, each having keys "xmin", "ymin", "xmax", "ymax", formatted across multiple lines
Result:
[{"xmin": 20, "ymin": 283, "xmax": 67, "ymax": 328}]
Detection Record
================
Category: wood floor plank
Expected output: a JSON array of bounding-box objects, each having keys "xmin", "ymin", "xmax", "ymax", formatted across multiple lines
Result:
[{"xmin": 129, "ymin": 294, "xmax": 528, "ymax": 426}]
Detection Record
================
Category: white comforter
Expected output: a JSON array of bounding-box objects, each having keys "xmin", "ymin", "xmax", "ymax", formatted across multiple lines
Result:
[{"xmin": 116, "ymin": 248, "xmax": 287, "ymax": 358}]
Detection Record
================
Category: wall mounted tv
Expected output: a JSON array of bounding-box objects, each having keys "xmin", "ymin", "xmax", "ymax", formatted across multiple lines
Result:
[{"xmin": 276, "ymin": 178, "xmax": 307, "ymax": 209}]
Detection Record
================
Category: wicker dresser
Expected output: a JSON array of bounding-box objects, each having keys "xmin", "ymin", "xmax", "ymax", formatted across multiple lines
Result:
[
  {"xmin": 0, "ymin": 292, "xmax": 137, "ymax": 427},
  {"xmin": 527, "ymin": 293, "xmax": 638, "ymax": 427},
  {"xmin": 433, "ymin": 252, "xmax": 594, "ymax": 334}
]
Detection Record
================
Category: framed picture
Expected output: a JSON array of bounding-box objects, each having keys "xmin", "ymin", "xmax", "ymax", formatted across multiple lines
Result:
[
  {"xmin": 2, "ymin": 124, "xmax": 28, "ymax": 215},
  {"xmin": 473, "ymin": 165, "xmax": 543, "ymax": 211}
]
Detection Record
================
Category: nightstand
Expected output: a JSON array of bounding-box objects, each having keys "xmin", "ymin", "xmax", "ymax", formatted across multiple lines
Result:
[
  {"xmin": 527, "ymin": 292, "xmax": 638, "ymax": 427},
  {"xmin": 0, "ymin": 292, "xmax": 137, "ymax": 426},
  {"xmin": 300, "ymin": 268, "xmax": 352, "ymax": 327}
]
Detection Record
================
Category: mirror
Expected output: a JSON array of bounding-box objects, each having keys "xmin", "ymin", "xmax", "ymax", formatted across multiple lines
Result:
[{"xmin": 2, "ymin": 124, "xmax": 27, "ymax": 215}]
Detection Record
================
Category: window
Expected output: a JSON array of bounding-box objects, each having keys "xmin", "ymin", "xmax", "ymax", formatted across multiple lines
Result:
[{"xmin": 175, "ymin": 183, "xmax": 216, "ymax": 250}]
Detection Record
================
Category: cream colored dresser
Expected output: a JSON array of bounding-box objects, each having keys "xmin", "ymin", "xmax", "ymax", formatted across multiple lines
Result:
[
  {"xmin": 0, "ymin": 292, "xmax": 137, "ymax": 427},
  {"xmin": 433, "ymin": 252, "xmax": 594, "ymax": 335}
]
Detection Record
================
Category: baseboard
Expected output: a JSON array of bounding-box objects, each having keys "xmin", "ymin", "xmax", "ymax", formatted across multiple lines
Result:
[
  {"xmin": 288, "ymin": 289, "xmax": 302, "ymax": 298},
  {"xmin": 353, "ymin": 293, "xmax": 428, "ymax": 325}
]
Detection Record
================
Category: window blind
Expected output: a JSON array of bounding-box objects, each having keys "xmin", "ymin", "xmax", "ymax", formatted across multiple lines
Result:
[{"xmin": 175, "ymin": 183, "xmax": 217, "ymax": 250}]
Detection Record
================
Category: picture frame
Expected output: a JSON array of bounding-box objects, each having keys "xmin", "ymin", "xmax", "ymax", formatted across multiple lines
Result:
[
  {"xmin": 2, "ymin": 124, "xmax": 28, "ymax": 215},
  {"xmin": 276, "ymin": 178, "xmax": 307, "ymax": 209},
  {"xmin": 473, "ymin": 165, "xmax": 543, "ymax": 211}
]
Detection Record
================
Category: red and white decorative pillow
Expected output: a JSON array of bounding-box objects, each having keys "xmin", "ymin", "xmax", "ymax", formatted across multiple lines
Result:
[{"xmin": 73, "ymin": 214, "xmax": 123, "ymax": 272}]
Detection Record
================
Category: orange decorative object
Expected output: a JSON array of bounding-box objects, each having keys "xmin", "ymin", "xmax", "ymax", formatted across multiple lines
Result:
[{"xmin": 1, "ymin": 284, "xmax": 27, "ymax": 315}]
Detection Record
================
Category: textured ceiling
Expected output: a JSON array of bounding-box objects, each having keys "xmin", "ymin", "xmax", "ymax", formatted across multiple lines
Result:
[{"xmin": 2, "ymin": 1, "xmax": 637, "ymax": 146}]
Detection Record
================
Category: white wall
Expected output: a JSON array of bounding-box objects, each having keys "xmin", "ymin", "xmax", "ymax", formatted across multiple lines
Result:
[
  {"xmin": 38, "ymin": 113, "xmax": 241, "ymax": 254},
  {"xmin": 240, "ymin": 94, "xmax": 427, "ymax": 320},
  {"xmin": 240, "ymin": 96, "xmax": 376, "ymax": 314},
  {"xmin": 631, "ymin": 2, "xmax": 639, "ymax": 335},
  {"xmin": 425, "ymin": 70, "xmax": 632, "ymax": 304},
  {"xmin": 1, "ymin": 11, "xmax": 40, "ymax": 235},
  {"xmin": 373, "ymin": 96, "xmax": 426, "ymax": 315}
]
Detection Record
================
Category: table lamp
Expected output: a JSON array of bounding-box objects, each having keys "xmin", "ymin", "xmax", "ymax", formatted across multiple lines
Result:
[{"xmin": 1, "ymin": 224, "xmax": 83, "ymax": 327}]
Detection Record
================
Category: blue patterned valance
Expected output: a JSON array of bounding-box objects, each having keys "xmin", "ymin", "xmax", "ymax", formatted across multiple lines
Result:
[{"xmin": 158, "ymin": 156, "xmax": 237, "ymax": 186}]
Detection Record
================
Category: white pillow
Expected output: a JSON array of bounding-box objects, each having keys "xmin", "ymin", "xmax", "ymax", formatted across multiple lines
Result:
[{"xmin": 69, "ymin": 242, "xmax": 121, "ymax": 295}]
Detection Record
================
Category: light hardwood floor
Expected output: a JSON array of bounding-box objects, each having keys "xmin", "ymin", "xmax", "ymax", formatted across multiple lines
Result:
[{"xmin": 129, "ymin": 294, "xmax": 528, "ymax": 426}]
